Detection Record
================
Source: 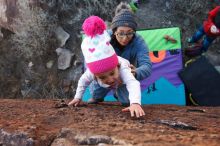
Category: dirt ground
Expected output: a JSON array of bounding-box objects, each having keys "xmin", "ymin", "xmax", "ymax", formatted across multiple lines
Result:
[{"xmin": 0, "ymin": 99, "xmax": 220, "ymax": 146}]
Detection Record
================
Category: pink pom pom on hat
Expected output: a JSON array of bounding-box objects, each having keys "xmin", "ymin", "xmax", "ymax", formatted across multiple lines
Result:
[
  {"xmin": 82, "ymin": 16, "xmax": 107, "ymax": 38},
  {"xmin": 81, "ymin": 16, "xmax": 119, "ymax": 74}
]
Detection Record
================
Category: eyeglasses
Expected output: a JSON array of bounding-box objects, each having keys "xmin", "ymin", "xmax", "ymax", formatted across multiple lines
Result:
[{"xmin": 116, "ymin": 32, "xmax": 135, "ymax": 39}]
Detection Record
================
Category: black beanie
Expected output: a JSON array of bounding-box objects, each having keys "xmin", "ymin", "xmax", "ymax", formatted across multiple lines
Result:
[
  {"xmin": 111, "ymin": 3, "xmax": 137, "ymax": 30},
  {"xmin": 214, "ymin": 10, "xmax": 220, "ymax": 28}
]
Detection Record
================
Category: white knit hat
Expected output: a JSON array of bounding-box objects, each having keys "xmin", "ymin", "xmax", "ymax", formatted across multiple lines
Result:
[{"xmin": 81, "ymin": 16, "xmax": 118, "ymax": 74}]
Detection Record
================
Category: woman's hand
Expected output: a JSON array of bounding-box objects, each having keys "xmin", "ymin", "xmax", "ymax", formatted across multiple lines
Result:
[
  {"xmin": 68, "ymin": 98, "xmax": 81, "ymax": 107},
  {"xmin": 122, "ymin": 103, "xmax": 145, "ymax": 118},
  {"xmin": 130, "ymin": 64, "xmax": 136, "ymax": 76}
]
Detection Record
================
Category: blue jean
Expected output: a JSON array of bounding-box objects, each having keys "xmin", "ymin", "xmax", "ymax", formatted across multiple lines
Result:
[
  {"xmin": 191, "ymin": 26, "xmax": 216, "ymax": 51},
  {"xmin": 90, "ymin": 81, "xmax": 130, "ymax": 106}
]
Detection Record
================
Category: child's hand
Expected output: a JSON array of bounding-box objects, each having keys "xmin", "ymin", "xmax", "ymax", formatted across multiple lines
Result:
[
  {"xmin": 210, "ymin": 25, "xmax": 219, "ymax": 34},
  {"xmin": 122, "ymin": 103, "xmax": 145, "ymax": 118},
  {"xmin": 68, "ymin": 98, "xmax": 81, "ymax": 107}
]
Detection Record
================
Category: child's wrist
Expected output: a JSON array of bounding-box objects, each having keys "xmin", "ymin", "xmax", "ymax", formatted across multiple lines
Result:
[{"xmin": 131, "ymin": 103, "xmax": 141, "ymax": 106}]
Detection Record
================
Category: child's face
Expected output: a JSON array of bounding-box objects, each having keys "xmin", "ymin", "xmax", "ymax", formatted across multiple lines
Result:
[{"xmin": 94, "ymin": 66, "xmax": 120, "ymax": 87}]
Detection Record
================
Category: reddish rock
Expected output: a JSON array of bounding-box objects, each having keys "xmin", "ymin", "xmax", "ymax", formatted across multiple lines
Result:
[{"xmin": 0, "ymin": 99, "xmax": 220, "ymax": 146}]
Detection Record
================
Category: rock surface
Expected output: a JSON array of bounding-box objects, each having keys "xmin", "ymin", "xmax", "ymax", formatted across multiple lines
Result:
[
  {"xmin": 1, "ymin": 1, "xmax": 220, "ymax": 145},
  {"xmin": 1, "ymin": 0, "xmax": 220, "ymax": 98},
  {"xmin": 0, "ymin": 99, "xmax": 220, "ymax": 146}
]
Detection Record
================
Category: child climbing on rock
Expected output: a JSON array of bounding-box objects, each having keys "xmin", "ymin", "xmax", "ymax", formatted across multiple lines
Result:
[
  {"xmin": 68, "ymin": 16, "xmax": 145, "ymax": 118},
  {"xmin": 187, "ymin": 6, "xmax": 220, "ymax": 55}
]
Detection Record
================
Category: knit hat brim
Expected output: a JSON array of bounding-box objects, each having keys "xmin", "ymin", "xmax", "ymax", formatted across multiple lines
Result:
[{"xmin": 87, "ymin": 54, "xmax": 118, "ymax": 74}]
